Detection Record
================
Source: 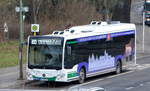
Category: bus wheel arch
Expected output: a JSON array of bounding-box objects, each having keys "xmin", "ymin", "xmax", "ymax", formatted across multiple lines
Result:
[
  {"xmin": 115, "ymin": 59, "xmax": 122, "ymax": 74},
  {"xmin": 78, "ymin": 66, "xmax": 86, "ymax": 84}
]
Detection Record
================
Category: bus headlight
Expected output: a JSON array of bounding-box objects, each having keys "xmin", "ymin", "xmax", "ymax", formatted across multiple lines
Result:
[
  {"xmin": 27, "ymin": 72, "xmax": 33, "ymax": 80},
  {"xmin": 147, "ymin": 18, "xmax": 150, "ymax": 21},
  {"xmin": 57, "ymin": 73, "xmax": 65, "ymax": 80}
]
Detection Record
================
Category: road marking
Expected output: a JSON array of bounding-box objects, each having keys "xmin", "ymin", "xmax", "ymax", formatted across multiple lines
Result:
[
  {"xmin": 139, "ymin": 84, "xmax": 144, "ymax": 86},
  {"xmin": 106, "ymin": 71, "xmax": 133, "ymax": 79},
  {"xmin": 136, "ymin": 64, "xmax": 150, "ymax": 70},
  {"xmin": 137, "ymin": 55, "xmax": 150, "ymax": 60},
  {"xmin": 125, "ymin": 87, "xmax": 134, "ymax": 90},
  {"xmin": 127, "ymin": 63, "xmax": 150, "ymax": 71}
]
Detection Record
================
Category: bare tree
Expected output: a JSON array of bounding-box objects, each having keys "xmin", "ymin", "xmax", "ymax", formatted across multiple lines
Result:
[
  {"xmin": 103, "ymin": 0, "xmax": 119, "ymax": 21},
  {"xmin": 112, "ymin": 0, "xmax": 132, "ymax": 23},
  {"xmin": 32, "ymin": 0, "xmax": 42, "ymax": 23},
  {"xmin": 89, "ymin": 0, "xmax": 119, "ymax": 21}
]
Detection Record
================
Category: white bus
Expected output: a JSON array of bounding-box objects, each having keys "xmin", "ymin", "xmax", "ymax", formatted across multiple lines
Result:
[{"xmin": 27, "ymin": 21, "xmax": 136, "ymax": 83}]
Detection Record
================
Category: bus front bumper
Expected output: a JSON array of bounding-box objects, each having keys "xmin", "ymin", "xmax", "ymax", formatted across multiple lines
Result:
[{"xmin": 26, "ymin": 67, "xmax": 79, "ymax": 82}]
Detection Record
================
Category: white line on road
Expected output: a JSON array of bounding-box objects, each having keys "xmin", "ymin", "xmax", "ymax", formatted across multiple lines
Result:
[
  {"xmin": 139, "ymin": 84, "xmax": 144, "ymax": 86},
  {"xmin": 106, "ymin": 71, "xmax": 133, "ymax": 79},
  {"xmin": 136, "ymin": 64, "xmax": 150, "ymax": 70},
  {"xmin": 125, "ymin": 87, "xmax": 134, "ymax": 90}
]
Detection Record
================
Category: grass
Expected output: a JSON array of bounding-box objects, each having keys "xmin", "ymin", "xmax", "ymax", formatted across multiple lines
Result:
[{"xmin": 0, "ymin": 40, "xmax": 26, "ymax": 68}]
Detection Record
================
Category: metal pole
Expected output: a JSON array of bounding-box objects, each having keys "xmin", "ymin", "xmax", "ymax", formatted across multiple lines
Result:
[
  {"xmin": 19, "ymin": 0, "xmax": 23, "ymax": 80},
  {"xmin": 142, "ymin": 12, "xmax": 145, "ymax": 53},
  {"xmin": 135, "ymin": 28, "xmax": 137, "ymax": 65}
]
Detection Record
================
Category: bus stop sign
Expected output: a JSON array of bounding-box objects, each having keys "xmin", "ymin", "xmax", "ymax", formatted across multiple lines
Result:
[{"xmin": 31, "ymin": 24, "xmax": 39, "ymax": 33}]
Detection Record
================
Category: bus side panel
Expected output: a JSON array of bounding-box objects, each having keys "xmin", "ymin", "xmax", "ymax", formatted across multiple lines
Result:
[{"xmin": 65, "ymin": 31, "xmax": 135, "ymax": 77}]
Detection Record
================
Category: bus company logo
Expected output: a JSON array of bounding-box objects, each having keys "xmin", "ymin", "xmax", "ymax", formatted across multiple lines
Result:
[{"xmin": 42, "ymin": 74, "xmax": 46, "ymax": 77}]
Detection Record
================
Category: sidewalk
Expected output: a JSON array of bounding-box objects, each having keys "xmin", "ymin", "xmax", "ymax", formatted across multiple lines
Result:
[
  {"xmin": 0, "ymin": 44, "xmax": 150, "ymax": 89},
  {"xmin": 136, "ymin": 44, "xmax": 150, "ymax": 59},
  {"xmin": 0, "ymin": 65, "xmax": 26, "ymax": 89}
]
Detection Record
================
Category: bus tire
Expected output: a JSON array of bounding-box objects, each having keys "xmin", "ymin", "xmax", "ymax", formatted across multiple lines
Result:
[
  {"xmin": 115, "ymin": 60, "xmax": 122, "ymax": 74},
  {"xmin": 78, "ymin": 68, "xmax": 86, "ymax": 84}
]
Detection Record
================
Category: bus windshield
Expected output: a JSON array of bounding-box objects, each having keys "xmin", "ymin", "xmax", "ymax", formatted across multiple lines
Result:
[{"xmin": 28, "ymin": 37, "xmax": 63, "ymax": 70}]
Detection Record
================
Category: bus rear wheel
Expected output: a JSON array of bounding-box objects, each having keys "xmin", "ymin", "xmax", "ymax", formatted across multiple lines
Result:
[
  {"xmin": 78, "ymin": 68, "xmax": 86, "ymax": 84},
  {"xmin": 116, "ymin": 61, "xmax": 122, "ymax": 74}
]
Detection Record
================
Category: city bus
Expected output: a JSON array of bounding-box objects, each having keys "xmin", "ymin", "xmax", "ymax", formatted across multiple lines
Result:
[{"xmin": 26, "ymin": 21, "xmax": 136, "ymax": 83}]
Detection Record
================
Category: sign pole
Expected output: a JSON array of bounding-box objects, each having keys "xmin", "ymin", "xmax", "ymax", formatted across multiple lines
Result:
[
  {"xmin": 34, "ymin": 32, "xmax": 36, "ymax": 36},
  {"xmin": 142, "ymin": 12, "xmax": 145, "ymax": 53},
  {"xmin": 19, "ymin": 0, "xmax": 23, "ymax": 80},
  {"xmin": 15, "ymin": 0, "xmax": 29, "ymax": 80}
]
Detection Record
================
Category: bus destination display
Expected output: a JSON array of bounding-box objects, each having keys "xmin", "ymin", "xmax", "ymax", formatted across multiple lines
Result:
[{"xmin": 30, "ymin": 38, "xmax": 62, "ymax": 45}]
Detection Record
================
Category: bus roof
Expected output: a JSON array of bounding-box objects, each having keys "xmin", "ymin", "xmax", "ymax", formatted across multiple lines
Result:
[{"xmin": 45, "ymin": 22, "xmax": 136, "ymax": 40}]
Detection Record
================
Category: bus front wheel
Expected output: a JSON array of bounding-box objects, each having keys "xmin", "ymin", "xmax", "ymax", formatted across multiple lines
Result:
[{"xmin": 78, "ymin": 68, "xmax": 86, "ymax": 84}]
